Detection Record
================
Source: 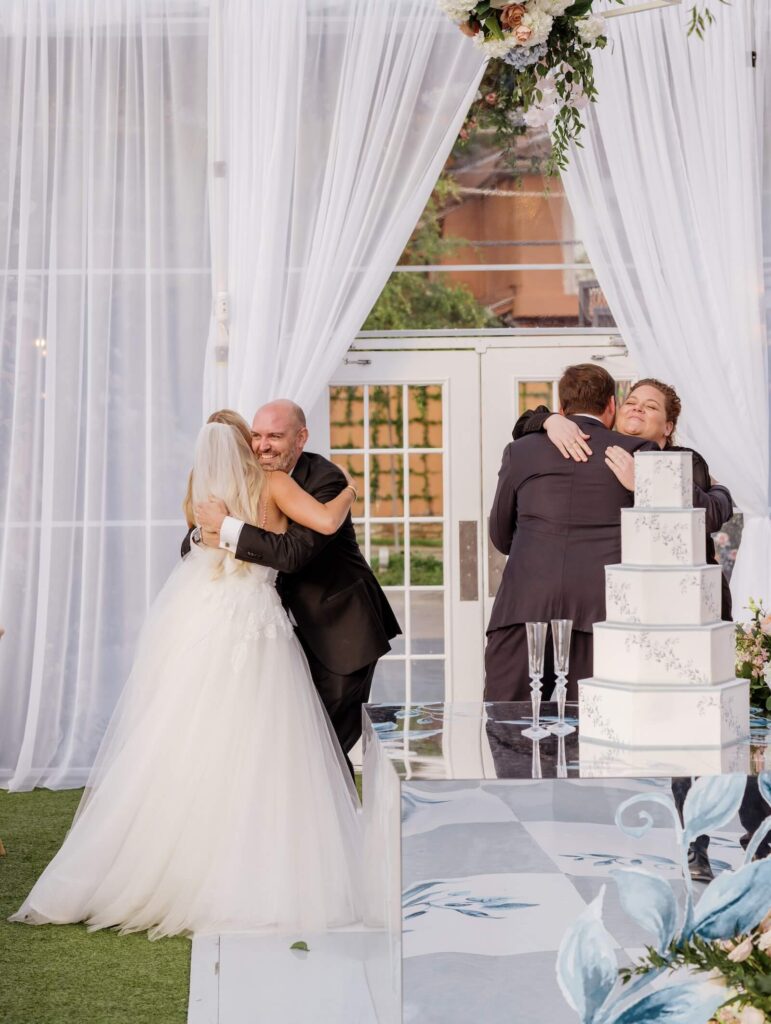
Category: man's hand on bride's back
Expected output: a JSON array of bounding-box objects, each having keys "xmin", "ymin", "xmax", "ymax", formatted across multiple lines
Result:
[{"xmin": 544, "ymin": 413, "xmax": 593, "ymax": 462}]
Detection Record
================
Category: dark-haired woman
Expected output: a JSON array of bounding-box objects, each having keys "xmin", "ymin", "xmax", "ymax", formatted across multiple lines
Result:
[{"xmin": 513, "ymin": 378, "xmax": 733, "ymax": 618}]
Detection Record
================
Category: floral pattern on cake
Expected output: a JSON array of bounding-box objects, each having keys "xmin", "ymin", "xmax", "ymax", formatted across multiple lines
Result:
[
  {"xmin": 606, "ymin": 576, "xmax": 641, "ymax": 623},
  {"xmin": 629, "ymin": 512, "xmax": 701, "ymax": 564},
  {"xmin": 633, "ymin": 453, "xmax": 692, "ymax": 509},
  {"xmin": 579, "ymin": 692, "xmax": 620, "ymax": 743},
  {"xmin": 721, "ymin": 697, "xmax": 744, "ymax": 740},
  {"xmin": 696, "ymin": 695, "xmax": 718, "ymax": 717},
  {"xmin": 623, "ymin": 631, "xmax": 707, "ymax": 683}
]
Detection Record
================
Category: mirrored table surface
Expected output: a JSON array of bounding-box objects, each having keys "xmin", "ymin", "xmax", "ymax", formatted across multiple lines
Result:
[{"xmin": 364, "ymin": 701, "xmax": 771, "ymax": 780}]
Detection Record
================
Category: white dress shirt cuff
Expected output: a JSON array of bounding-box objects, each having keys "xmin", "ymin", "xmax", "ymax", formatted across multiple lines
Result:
[{"xmin": 220, "ymin": 516, "xmax": 245, "ymax": 552}]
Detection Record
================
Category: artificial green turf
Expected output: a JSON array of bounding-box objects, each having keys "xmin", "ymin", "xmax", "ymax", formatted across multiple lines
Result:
[{"xmin": 0, "ymin": 789, "xmax": 190, "ymax": 1024}]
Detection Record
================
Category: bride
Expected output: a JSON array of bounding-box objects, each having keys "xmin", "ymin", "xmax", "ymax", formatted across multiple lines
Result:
[{"xmin": 10, "ymin": 419, "xmax": 363, "ymax": 939}]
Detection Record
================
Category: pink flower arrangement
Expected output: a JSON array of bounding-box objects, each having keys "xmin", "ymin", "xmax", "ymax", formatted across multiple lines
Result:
[{"xmin": 736, "ymin": 598, "xmax": 771, "ymax": 710}]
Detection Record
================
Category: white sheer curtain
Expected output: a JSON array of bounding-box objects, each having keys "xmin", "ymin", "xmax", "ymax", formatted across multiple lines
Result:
[
  {"xmin": 203, "ymin": 0, "xmax": 485, "ymax": 416},
  {"xmin": 562, "ymin": 0, "xmax": 771, "ymax": 613},
  {"xmin": 0, "ymin": 0, "xmax": 210, "ymax": 790}
]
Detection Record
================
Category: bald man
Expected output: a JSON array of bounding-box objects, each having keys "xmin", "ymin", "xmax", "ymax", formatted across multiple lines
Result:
[{"xmin": 186, "ymin": 400, "xmax": 401, "ymax": 772}]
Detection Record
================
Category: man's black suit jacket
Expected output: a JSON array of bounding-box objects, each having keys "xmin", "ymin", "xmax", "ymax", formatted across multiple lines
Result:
[
  {"xmin": 488, "ymin": 416, "xmax": 657, "ymax": 634},
  {"xmin": 182, "ymin": 451, "xmax": 400, "ymax": 676}
]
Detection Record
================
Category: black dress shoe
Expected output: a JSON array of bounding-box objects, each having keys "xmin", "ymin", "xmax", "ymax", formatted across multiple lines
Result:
[{"xmin": 688, "ymin": 845, "xmax": 714, "ymax": 883}]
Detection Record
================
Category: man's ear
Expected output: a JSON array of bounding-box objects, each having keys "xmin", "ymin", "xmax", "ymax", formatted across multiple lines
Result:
[{"xmin": 297, "ymin": 426, "xmax": 309, "ymax": 449}]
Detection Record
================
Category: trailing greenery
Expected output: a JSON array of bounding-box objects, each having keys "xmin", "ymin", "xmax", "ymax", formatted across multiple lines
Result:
[
  {"xmin": 620, "ymin": 932, "xmax": 771, "ymax": 1018},
  {"xmin": 0, "ymin": 789, "xmax": 190, "ymax": 1024}
]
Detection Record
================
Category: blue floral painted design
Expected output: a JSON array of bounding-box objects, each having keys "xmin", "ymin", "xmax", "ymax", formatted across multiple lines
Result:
[
  {"xmin": 560, "ymin": 852, "xmax": 678, "ymax": 871},
  {"xmin": 402, "ymin": 880, "xmax": 536, "ymax": 925},
  {"xmin": 556, "ymin": 773, "xmax": 771, "ymax": 1023}
]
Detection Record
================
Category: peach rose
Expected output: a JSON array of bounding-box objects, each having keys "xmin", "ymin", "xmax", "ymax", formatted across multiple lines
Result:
[
  {"xmin": 727, "ymin": 935, "xmax": 753, "ymax": 962},
  {"xmin": 515, "ymin": 23, "xmax": 532, "ymax": 43},
  {"xmin": 485, "ymin": 92, "xmax": 498, "ymax": 105},
  {"xmin": 761, "ymin": 613, "xmax": 771, "ymax": 635},
  {"xmin": 500, "ymin": 3, "xmax": 526, "ymax": 30}
]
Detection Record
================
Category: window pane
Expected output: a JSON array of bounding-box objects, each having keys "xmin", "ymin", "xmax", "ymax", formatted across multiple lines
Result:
[
  {"xmin": 616, "ymin": 380, "xmax": 633, "ymax": 407},
  {"xmin": 518, "ymin": 381, "xmax": 552, "ymax": 416},
  {"xmin": 329, "ymin": 386, "xmax": 364, "ymax": 449},
  {"xmin": 410, "ymin": 522, "xmax": 443, "ymax": 586},
  {"xmin": 409, "ymin": 453, "xmax": 443, "ymax": 518},
  {"xmin": 368, "ymin": 385, "xmax": 403, "ymax": 450},
  {"xmin": 411, "ymin": 592, "xmax": 444, "ymax": 656},
  {"xmin": 331, "ymin": 453, "xmax": 364, "ymax": 518},
  {"xmin": 371, "ymin": 659, "xmax": 406, "ymax": 704},
  {"xmin": 408, "ymin": 385, "xmax": 443, "ymax": 449},
  {"xmin": 371, "ymin": 522, "xmax": 405, "ymax": 586},
  {"xmin": 370, "ymin": 454, "xmax": 404, "ymax": 518},
  {"xmin": 383, "ymin": 589, "xmax": 405, "ymax": 655},
  {"xmin": 411, "ymin": 661, "xmax": 445, "ymax": 704}
]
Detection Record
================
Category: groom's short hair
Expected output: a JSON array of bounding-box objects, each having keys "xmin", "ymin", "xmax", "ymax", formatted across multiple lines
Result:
[{"xmin": 558, "ymin": 364, "xmax": 615, "ymax": 416}]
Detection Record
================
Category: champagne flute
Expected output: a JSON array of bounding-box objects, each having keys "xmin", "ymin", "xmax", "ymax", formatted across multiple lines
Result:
[
  {"xmin": 549, "ymin": 618, "xmax": 575, "ymax": 737},
  {"xmin": 522, "ymin": 622, "xmax": 550, "ymax": 740}
]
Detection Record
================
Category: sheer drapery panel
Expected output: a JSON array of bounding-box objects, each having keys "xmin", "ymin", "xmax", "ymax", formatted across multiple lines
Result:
[
  {"xmin": 562, "ymin": 0, "xmax": 770, "ymax": 611},
  {"xmin": 0, "ymin": 0, "xmax": 210, "ymax": 789},
  {"xmin": 203, "ymin": 0, "xmax": 485, "ymax": 415}
]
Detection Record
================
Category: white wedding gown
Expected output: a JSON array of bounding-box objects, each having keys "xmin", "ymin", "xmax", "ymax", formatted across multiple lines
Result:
[{"xmin": 10, "ymin": 542, "xmax": 364, "ymax": 939}]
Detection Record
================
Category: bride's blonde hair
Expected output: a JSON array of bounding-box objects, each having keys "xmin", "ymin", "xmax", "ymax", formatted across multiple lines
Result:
[
  {"xmin": 183, "ymin": 421, "xmax": 264, "ymax": 536},
  {"xmin": 183, "ymin": 410, "xmax": 259, "ymax": 527}
]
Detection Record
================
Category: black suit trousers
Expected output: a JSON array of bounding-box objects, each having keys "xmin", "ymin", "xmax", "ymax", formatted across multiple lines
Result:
[
  {"xmin": 297, "ymin": 632, "xmax": 377, "ymax": 774},
  {"xmin": 484, "ymin": 624, "xmax": 593, "ymax": 703}
]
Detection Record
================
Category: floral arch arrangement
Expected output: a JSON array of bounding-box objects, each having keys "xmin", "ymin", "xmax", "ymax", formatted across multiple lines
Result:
[{"xmin": 438, "ymin": 1, "xmax": 723, "ymax": 173}]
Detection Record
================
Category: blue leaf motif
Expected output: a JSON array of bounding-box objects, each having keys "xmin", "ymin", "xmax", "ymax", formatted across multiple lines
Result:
[
  {"xmin": 682, "ymin": 775, "xmax": 746, "ymax": 845},
  {"xmin": 556, "ymin": 886, "xmax": 617, "ymax": 1024},
  {"xmin": 759, "ymin": 772, "xmax": 771, "ymax": 810},
  {"xmin": 606, "ymin": 980, "xmax": 725, "ymax": 1024},
  {"xmin": 611, "ymin": 869, "xmax": 678, "ymax": 952},
  {"xmin": 615, "ymin": 792, "xmax": 681, "ymax": 839},
  {"xmin": 690, "ymin": 858, "xmax": 771, "ymax": 939}
]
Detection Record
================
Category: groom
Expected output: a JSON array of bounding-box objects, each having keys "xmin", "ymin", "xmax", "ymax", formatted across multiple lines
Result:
[
  {"xmin": 187, "ymin": 400, "xmax": 401, "ymax": 769},
  {"xmin": 485, "ymin": 364, "xmax": 658, "ymax": 703}
]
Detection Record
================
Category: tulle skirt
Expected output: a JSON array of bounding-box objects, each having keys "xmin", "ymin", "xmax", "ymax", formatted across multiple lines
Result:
[{"xmin": 10, "ymin": 546, "xmax": 363, "ymax": 938}]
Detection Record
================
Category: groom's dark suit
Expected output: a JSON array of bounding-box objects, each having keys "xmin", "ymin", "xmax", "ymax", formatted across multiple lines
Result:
[
  {"xmin": 183, "ymin": 451, "xmax": 400, "ymax": 760},
  {"xmin": 484, "ymin": 416, "xmax": 657, "ymax": 702}
]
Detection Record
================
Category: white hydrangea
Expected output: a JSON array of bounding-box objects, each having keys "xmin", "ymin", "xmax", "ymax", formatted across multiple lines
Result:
[
  {"xmin": 520, "ymin": 9, "xmax": 554, "ymax": 47},
  {"xmin": 533, "ymin": 0, "xmax": 573, "ymax": 15},
  {"xmin": 437, "ymin": 0, "xmax": 478, "ymax": 24},
  {"xmin": 764, "ymin": 659, "xmax": 771, "ymax": 685},
  {"xmin": 473, "ymin": 31, "xmax": 519, "ymax": 58},
  {"xmin": 578, "ymin": 14, "xmax": 606, "ymax": 43}
]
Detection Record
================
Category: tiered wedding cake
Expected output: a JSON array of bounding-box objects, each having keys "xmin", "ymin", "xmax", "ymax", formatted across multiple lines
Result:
[{"xmin": 579, "ymin": 451, "xmax": 749, "ymax": 750}]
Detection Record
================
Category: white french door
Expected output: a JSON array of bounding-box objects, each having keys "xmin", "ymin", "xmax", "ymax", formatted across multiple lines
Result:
[
  {"xmin": 309, "ymin": 333, "xmax": 637, "ymax": 709},
  {"xmin": 317, "ymin": 349, "xmax": 485, "ymax": 705}
]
